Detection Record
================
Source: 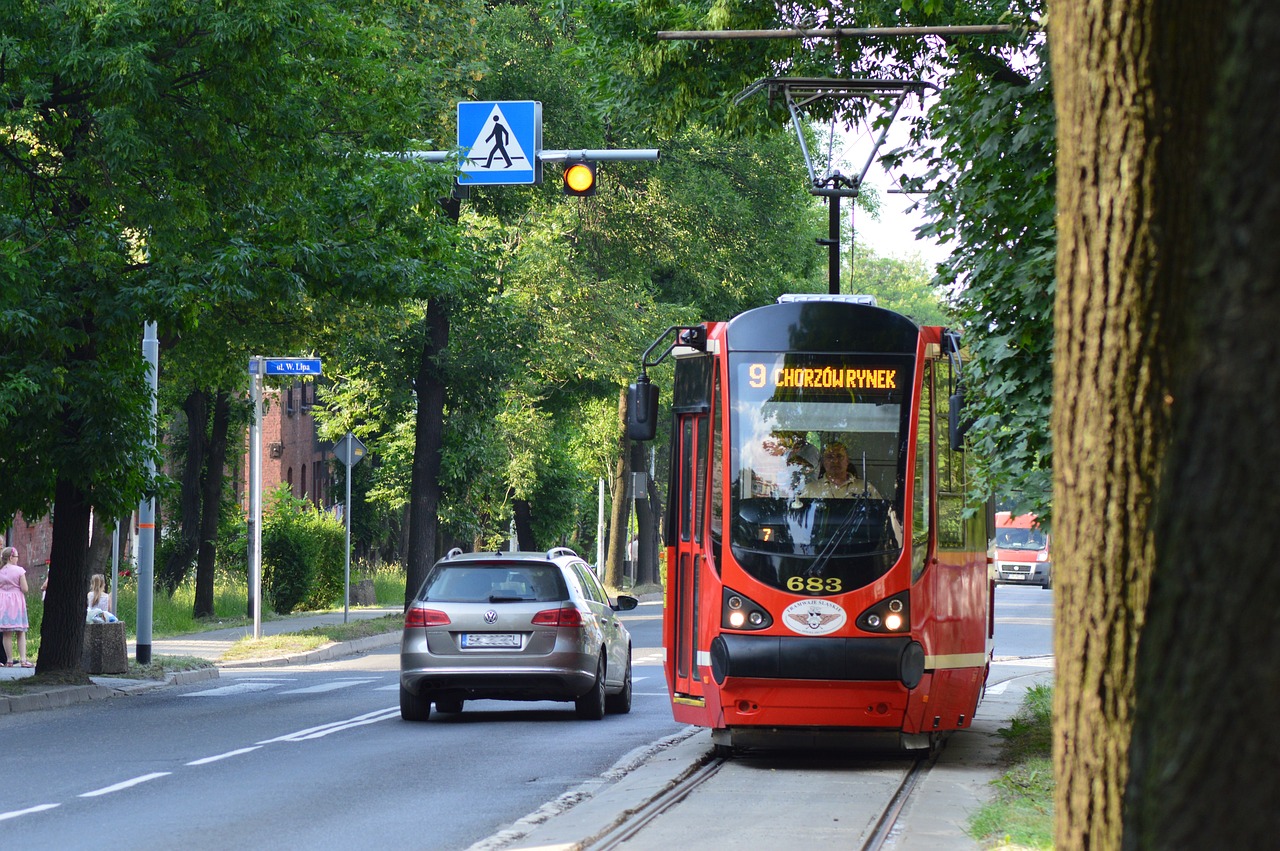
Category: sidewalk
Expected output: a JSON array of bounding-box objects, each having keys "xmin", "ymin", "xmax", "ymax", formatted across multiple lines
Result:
[{"xmin": 0, "ymin": 606, "xmax": 402, "ymax": 714}]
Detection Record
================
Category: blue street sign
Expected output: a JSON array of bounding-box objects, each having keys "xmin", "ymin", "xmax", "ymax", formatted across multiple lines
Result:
[
  {"xmin": 263, "ymin": 358, "xmax": 322, "ymax": 376},
  {"xmin": 457, "ymin": 101, "xmax": 542, "ymax": 186}
]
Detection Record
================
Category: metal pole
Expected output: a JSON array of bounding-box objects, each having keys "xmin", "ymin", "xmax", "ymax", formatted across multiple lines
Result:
[
  {"xmin": 110, "ymin": 523, "xmax": 120, "ymax": 617},
  {"xmin": 597, "ymin": 478, "xmax": 606, "ymax": 570},
  {"xmin": 828, "ymin": 195, "xmax": 841, "ymax": 295},
  {"xmin": 135, "ymin": 322, "xmax": 158, "ymax": 664},
  {"xmin": 656, "ymin": 24, "xmax": 1019, "ymax": 40},
  {"xmin": 344, "ymin": 452, "xmax": 352, "ymax": 623},
  {"xmin": 249, "ymin": 356, "xmax": 263, "ymax": 639}
]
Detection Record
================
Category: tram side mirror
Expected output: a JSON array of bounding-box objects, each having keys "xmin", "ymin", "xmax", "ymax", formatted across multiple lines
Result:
[
  {"xmin": 949, "ymin": 388, "xmax": 974, "ymax": 450},
  {"xmin": 626, "ymin": 376, "xmax": 660, "ymax": 441}
]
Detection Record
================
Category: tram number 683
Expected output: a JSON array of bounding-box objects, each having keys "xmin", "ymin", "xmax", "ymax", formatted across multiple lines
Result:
[{"xmin": 787, "ymin": 576, "xmax": 843, "ymax": 593}]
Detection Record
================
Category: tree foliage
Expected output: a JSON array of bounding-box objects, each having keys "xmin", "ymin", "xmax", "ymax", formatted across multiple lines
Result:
[{"xmin": 0, "ymin": 0, "xmax": 477, "ymax": 670}]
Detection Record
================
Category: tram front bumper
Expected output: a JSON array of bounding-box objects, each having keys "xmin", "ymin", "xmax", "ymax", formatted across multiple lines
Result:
[{"xmin": 709, "ymin": 634, "xmax": 925, "ymax": 689}]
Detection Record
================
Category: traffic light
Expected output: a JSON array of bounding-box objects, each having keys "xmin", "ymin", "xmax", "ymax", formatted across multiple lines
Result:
[{"xmin": 563, "ymin": 160, "xmax": 597, "ymax": 197}]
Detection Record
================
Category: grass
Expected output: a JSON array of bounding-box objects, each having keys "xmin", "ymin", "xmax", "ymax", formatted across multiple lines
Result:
[
  {"xmin": 221, "ymin": 614, "xmax": 403, "ymax": 661},
  {"xmin": 968, "ymin": 683, "xmax": 1055, "ymax": 849}
]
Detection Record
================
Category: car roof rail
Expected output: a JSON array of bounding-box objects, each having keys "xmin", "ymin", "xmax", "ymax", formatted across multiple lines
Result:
[
  {"xmin": 445, "ymin": 547, "xmax": 464, "ymax": 559},
  {"xmin": 546, "ymin": 546, "xmax": 578, "ymax": 560}
]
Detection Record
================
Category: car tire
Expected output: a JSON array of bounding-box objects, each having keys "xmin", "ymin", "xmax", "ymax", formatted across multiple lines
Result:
[
  {"xmin": 435, "ymin": 698, "xmax": 464, "ymax": 714},
  {"xmin": 400, "ymin": 683, "xmax": 432, "ymax": 722},
  {"xmin": 575, "ymin": 655, "xmax": 607, "ymax": 720},
  {"xmin": 605, "ymin": 650, "xmax": 632, "ymax": 715}
]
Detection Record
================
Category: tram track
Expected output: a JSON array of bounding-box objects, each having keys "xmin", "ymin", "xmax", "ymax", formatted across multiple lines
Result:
[
  {"xmin": 586, "ymin": 746, "xmax": 940, "ymax": 851},
  {"xmin": 587, "ymin": 756, "xmax": 727, "ymax": 851}
]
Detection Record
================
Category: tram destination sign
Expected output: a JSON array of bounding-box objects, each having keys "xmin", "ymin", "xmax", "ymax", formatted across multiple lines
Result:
[{"xmin": 744, "ymin": 362, "xmax": 900, "ymax": 391}]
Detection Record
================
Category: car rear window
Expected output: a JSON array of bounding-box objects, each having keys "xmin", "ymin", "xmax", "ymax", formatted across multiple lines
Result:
[{"xmin": 420, "ymin": 563, "xmax": 568, "ymax": 603}]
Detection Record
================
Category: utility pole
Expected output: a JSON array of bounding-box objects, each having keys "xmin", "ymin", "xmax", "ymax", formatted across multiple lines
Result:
[{"xmin": 135, "ymin": 322, "xmax": 158, "ymax": 664}]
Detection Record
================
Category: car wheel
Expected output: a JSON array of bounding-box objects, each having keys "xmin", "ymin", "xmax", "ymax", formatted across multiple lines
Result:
[
  {"xmin": 575, "ymin": 655, "xmax": 607, "ymax": 720},
  {"xmin": 605, "ymin": 650, "xmax": 632, "ymax": 715},
  {"xmin": 400, "ymin": 683, "xmax": 432, "ymax": 722},
  {"xmin": 435, "ymin": 698, "xmax": 464, "ymax": 714}
]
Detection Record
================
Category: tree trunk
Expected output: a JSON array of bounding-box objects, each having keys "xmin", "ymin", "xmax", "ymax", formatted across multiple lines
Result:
[
  {"xmin": 1050, "ymin": 2, "xmax": 1215, "ymax": 847},
  {"xmin": 36, "ymin": 477, "xmax": 93, "ymax": 677},
  {"xmin": 1123, "ymin": 5, "xmax": 1278, "ymax": 848},
  {"xmin": 405, "ymin": 297, "xmax": 449, "ymax": 609},
  {"xmin": 512, "ymin": 498, "xmax": 536, "ymax": 550},
  {"xmin": 194, "ymin": 390, "xmax": 231, "ymax": 618},
  {"xmin": 604, "ymin": 389, "xmax": 631, "ymax": 589},
  {"xmin": 86, "ymin": 508, "xmax": 111, "ymax": 578},
  {"xmin": 160, "ymin": 389, "xmax": 208, "ymax": 594},
  {"xmin": 640, "ymin": 472, "xmax": 663, "ymax": 587}
]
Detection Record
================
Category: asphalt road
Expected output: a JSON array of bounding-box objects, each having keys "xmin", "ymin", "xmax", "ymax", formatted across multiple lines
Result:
[{"xmin": 0, "ymin": 602, "xmax": 682, "ymax": 850}]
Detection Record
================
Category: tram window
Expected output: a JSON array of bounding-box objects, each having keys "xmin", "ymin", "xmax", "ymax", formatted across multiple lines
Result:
[
  {"xmin": 936, "ymin": 360, "xmax": 966, "ymax": 551},
  {"xmin": 681, "ymin": 419, "xmax": 694, "ymax": 542},
  {"xmin": 912, "ymin": 362, "xmax": 932, "ymax": 581},
  {"xmin": 695, "ymin": 416, "xmax": 708, "ymax": 544},
  {"xmin": 710, "ymin": 372, "xmax": 723, "ymax": 545}
]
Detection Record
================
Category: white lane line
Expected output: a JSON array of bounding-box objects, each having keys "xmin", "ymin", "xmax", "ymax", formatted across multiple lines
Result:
[
  {"xmin": 186, "ymin": 747, "xmax": 263, "ymax": 766},
  {"xmin": 279, "ymin": 679, "xmax": 378, "ymax": 695},
  {"xmin": 79, "ymin": 773, "xmax": 171, "ymax": 798},
  {"xmin": 375, "ymin": 684, "xmax": 399, "ymax": 691},
  {"xmin": 182, "ymin": 682, "xmax": 281, "ymax": 697},
  {"xmin": 0, "ymin": 803, "xmax": 60, "ymax": 821},
  {"xmin": 986, "ymin": 682, "xmax": 1009, "ymax": 695},
  {"xmin": 257, "ymin": 706, "xmax": 400, "ymax": 743}
]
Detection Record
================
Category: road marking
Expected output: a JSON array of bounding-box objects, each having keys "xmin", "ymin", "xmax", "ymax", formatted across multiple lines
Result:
[
  {"xmin": 186, "ymin": 747, "xmax": 263, "ymax": 766},
  {"xmin": 279, "ymin": 679, "xmax": 378, "ymax": 695},
  {"xmin": 257, "ymin": 707, "xmax": 400, "ymax": 743},
  {"xmin": 0, "ymin": 803, "xmax": 60, "ymax": 821},
  {"xmin": 183, "ymin": 682, "xmax": 281, "ymax": 697},
  {"xmin": 80, "ymin": 773, "xmax": 171, "ymax": 797}
]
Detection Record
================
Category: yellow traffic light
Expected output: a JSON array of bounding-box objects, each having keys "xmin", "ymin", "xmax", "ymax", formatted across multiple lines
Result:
[{"xmin": 563, "ymin": 161, "xmax": 597, "ymax": 196}]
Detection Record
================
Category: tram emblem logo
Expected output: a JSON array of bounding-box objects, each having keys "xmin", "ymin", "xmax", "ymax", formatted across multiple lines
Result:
[{"xmin": 782, "ymin": 599, "xmax": 847, "ymax": 636}]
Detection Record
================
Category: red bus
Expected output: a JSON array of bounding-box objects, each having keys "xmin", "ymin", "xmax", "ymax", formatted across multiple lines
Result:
[{"xmin": 628, "ymin": 295, "xmax": 994, "ymax": 753}]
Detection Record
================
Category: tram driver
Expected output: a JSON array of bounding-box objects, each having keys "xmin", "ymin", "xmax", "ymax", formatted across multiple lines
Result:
[{"xmin": 805, "ymin": 441, "xmax": 881, "ymax": 499}]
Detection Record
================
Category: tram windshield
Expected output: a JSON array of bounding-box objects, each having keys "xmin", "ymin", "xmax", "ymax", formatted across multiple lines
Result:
[{"xmin": 725, "ymin": 352, "xmax": 912, "ymax": 595}]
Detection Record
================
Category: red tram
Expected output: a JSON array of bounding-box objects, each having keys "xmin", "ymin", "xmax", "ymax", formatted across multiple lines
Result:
[{"xmin": 627, "ymin": 294, "xmax": 994, "ymax": 752}]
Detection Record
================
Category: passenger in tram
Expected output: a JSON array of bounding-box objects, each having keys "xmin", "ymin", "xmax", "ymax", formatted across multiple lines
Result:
[{"xmin": 806, "ymin": 441, "xmax": 881, "ymax": 499}]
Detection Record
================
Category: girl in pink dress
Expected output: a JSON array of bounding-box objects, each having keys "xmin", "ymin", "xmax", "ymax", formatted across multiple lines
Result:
[{"xmin": 0, "ymin": 546, "xmax": 32, "ymax": 667}]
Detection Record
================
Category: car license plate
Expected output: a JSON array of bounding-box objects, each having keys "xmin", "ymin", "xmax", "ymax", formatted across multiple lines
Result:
[{"xmin": 462, "ymin": 633, "xmax": 521, "ymax": 648}]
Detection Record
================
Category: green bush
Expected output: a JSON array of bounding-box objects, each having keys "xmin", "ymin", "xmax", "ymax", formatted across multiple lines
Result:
[
  {"xmin": 262, "ymin": 500, "xmax": 312, "ymax": 615},
  {"xmin": 262, "ymin": 487, "xmax": 346, "ymax": 614},
  {"xmin": 303, "ymin": 508, "xmax": 346, "ymax": 611}
]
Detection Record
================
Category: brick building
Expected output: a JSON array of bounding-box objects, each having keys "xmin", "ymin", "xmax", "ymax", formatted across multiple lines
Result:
[{"xmin": 243, "ymin": 380, "xmax": 335, "ymax": 512}]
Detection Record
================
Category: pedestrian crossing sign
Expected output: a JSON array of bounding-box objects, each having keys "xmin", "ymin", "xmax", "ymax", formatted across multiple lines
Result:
[{"xmin": 457, "ymin": 101, "xmax": 542, "ymax": 185}]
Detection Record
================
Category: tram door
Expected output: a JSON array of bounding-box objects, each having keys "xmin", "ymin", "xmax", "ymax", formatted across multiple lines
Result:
[{"xmin": 671, "ymin": 409, "xmax": 710, "ymax": 700}]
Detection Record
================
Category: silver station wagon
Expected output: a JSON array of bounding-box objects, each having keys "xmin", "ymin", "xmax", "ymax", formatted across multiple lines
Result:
[{"xmin": 400, "ymin": 547, "xmax": 638, "ymax": 721}]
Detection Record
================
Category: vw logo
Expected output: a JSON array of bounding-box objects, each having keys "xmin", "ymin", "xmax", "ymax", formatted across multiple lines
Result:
[{"xmin": 484, "ymin": 610, "xmax": 498, "ymax": 624}]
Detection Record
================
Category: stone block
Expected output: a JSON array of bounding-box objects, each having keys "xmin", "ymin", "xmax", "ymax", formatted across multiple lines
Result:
[
  {"xmin": 83, "ymin": 621, "xmax": 128, "ymax": 675},
  {"xmin": 349, "ymin": 578, "xmax": 377, "ymax": 606}
]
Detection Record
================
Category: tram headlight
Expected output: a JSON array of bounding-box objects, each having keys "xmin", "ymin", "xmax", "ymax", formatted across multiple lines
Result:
[
  {"xmin": 722, "ymin": 587, "xmax": 772, "ymax": 631},
  {"xmin": 856, "ymin": 592, "xmax": 910, "ymax": 634}
]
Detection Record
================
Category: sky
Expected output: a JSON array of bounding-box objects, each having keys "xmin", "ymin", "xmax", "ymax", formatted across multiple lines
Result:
[
  {"xmin": 853, "ymin": 185, "xmax": 948, "ymax": 267},
  {"xmin": 832, "ymin": 98, "xmax": 951, "ymax": 268}
]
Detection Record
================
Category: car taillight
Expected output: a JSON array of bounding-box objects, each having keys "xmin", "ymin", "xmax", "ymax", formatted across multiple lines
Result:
[
  {"xmin": 405, "ymin": 607, "xmax": 450, "ymax": 628},
  {"xmin": 531, "ymin": 606, "xmax": 584, "ymax": 628}
]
